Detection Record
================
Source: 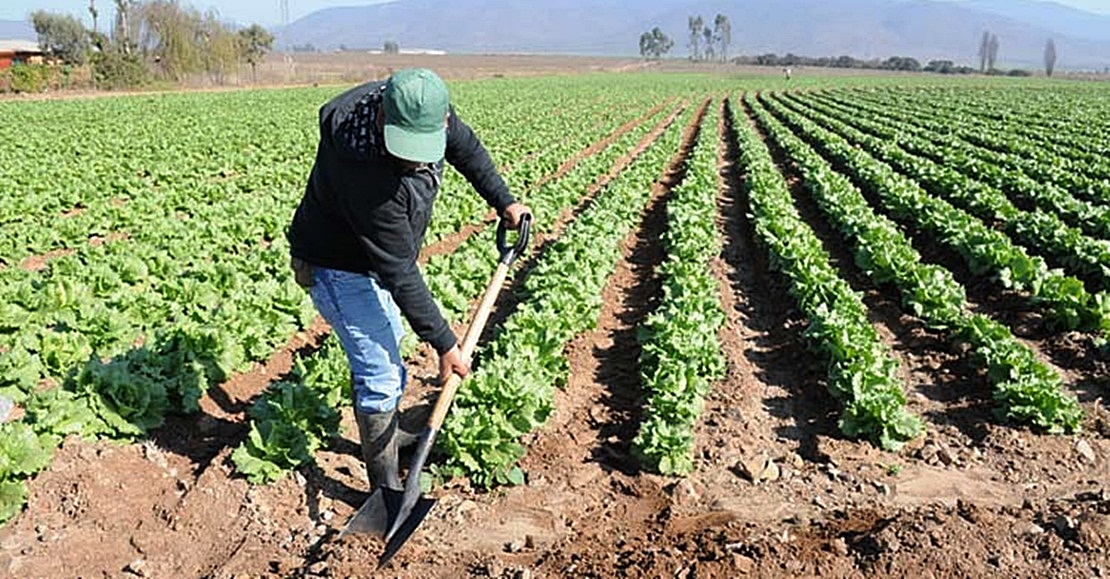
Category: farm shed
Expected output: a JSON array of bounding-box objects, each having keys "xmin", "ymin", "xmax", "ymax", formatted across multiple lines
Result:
[{"xmin": 0, "ymin": 40, "xmax": 44, "ymax": 69}]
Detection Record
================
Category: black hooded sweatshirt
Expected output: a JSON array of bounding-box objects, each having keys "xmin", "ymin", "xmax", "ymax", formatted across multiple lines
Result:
[{"xmin": 287, "ymin": 80, "xmax": 514, "ymax": 354}]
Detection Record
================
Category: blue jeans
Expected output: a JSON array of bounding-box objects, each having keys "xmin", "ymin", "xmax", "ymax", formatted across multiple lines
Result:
[{"xmin": 308, "ymin": 267, "xmax": 407, "ymax": 414}]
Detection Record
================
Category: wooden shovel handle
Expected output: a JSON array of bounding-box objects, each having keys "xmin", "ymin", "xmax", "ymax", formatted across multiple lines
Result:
[{"xmin": 427, "ymin": 261, "xmax": 511, "ymax": 430}]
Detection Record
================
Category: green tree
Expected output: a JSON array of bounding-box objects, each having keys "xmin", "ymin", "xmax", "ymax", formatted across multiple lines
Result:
[
  {"xmin": 639, "ymin": 27, "xmax": 672, "ymax": 60},
  {"xmin": 238, "ymin": 24, "xmax": 274, "ymax": 82},
  {"xmin": 30, "ymin": 10, "xmax": 90, "ymax": 65},
  {"xmin": 383, "ymin": 40, "xmax": 399, "ymax": 54},
  {"xmin": 199, "ymin": 11, "xmax": 238, "ymax": 84},
  {"xmin": 137, "ymin": 0, "xmax": 203, "ymax": 80}
]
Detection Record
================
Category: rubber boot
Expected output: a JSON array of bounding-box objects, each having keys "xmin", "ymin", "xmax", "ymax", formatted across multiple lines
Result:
[{"xmin": 355, "ymin": 409, "xmax": 402, "ymax": 491}]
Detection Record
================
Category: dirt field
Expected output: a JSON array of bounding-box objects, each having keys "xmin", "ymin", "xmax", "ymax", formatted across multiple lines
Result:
[{"xmin": 2, "ymin": 57, "xmax": 1109, "ymax": 578}]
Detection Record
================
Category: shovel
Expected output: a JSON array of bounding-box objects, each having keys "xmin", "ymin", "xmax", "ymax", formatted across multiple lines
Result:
[{"xmin": 339, "ymin": 213, "xmax": 532, "ymax": 568}]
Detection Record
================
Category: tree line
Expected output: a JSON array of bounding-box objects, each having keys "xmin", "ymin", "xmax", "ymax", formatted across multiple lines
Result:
[
  {"xmin": 639, "ymin": 19, "xmax": 1061, "ymax": 77},
  {"xmin": 639, "ymin": 13, "xmax": 731, "ymax": 61},
  {"xmin": 26, "ymin": 0, "xmax": 273, "ymax": 90}
]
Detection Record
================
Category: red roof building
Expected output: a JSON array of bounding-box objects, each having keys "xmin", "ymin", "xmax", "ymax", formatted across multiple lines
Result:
[{"xmin": 0, "ymin": 40, "xmax": 44, "ymax": 69}]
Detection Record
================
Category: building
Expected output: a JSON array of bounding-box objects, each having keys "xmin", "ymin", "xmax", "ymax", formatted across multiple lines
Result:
[{"xmin": 0, "ymin": 40, "xmax": 44, "ymax": 69}]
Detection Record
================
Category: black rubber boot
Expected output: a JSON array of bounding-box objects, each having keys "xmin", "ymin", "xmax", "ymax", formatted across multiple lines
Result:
[{"xmin": 355, "ymin": 409, "xmax": 402, "ymax": 491}]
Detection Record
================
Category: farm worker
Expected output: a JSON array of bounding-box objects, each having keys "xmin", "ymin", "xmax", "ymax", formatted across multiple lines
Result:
[{"xmin": 286, "ymin": 68, "xmax": 530, "ymax": 492}]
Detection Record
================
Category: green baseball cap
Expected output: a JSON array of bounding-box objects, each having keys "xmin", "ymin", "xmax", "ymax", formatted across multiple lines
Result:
[{"xmin": 382, "ymin": 68, "xmax": 450, "ymax": 163}]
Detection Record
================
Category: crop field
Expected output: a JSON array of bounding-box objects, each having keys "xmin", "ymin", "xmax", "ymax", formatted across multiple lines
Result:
[{"xmin": 1, "ymin": 70, "xmax": 1109, "ymax": 578}]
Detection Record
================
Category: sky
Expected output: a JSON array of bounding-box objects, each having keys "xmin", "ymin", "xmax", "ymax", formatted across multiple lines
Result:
[
  {"xmin": 0, "ymin": 0, "xmax": 394, "ymax": 26},
  {"xmin": 2, "ymin": 0, "xmax": 1109, "ymax": 26}
]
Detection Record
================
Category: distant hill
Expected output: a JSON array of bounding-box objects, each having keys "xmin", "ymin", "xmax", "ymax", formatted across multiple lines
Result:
[
  {"xmin": 0, "ymin": 19, "xmax": 35, "ymax": 41},
  {"xmin": 277, "ymin": 0, "xmax": 1110, "ymax": 70},
  {"xmin": 957, "ymin": 0, "xmax": 1110, "ymax": 43}
]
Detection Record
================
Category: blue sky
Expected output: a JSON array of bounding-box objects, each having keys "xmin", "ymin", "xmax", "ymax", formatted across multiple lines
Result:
[{"xmin": 2, "ymin": 0, "xmax": 1109, "ymax": 26}]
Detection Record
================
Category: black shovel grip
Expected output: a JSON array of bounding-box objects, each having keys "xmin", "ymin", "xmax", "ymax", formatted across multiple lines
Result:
[{"xmin": 496, "ymin": 212, "xmax": 532, "ymax": 265}]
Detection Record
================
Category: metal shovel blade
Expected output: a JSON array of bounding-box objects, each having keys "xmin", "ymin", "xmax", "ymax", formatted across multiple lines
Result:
[
  {"xmin": 377, "ymin": 495, "xmax": 436, "ymax": 568},
  {"xmin": 338, "ymin": 486, "xmax": 404, "ymax": 538}
]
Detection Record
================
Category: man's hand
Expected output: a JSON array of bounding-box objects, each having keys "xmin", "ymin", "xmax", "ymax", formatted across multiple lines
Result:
[
  {"xmin": 502, "ymin": 202, "xmax": 532, "ymax": 229},
  {"xmin": 438, "ymin": 344, "xmax": 470, "ymax": 385}
]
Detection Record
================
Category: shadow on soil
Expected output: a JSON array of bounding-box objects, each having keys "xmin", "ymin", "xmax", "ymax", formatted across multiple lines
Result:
[{"xmin": 719, "ymin": 97, "xmax": 839, "ymax": 462}]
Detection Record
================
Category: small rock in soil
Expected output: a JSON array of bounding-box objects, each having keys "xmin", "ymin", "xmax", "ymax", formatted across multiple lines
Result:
[
  {"xmin": 1076, "ymin": 440, "xmax": 1097, "ymax": 464},
  {"xmin": 936, "ymin": 445, "xmax": 956, "ymax": 466},
  {"xmin": 731, "ymin": 554, "xmax": 754, "ymax": 574},
  {"xmin": 830, "ymin": 537, "xmax": 849, "ymax": 556},
  {"xmin": 671, "ymin": 479, "xmax": 701, "ymax": 506},
  {"xmin": 760, "ymin": 461, "xmax": 781, "ymax": 482},
  {"xmin": 737, "ymin": 454, "xmax": 773, "ymax": 484},
  {"xmin": 124, "ymin": 558, "xmax": 146, "ymax": 577}
]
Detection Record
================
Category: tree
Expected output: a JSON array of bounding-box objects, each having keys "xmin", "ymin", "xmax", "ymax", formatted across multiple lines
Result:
[
  {"xmin": 114, "ymin": 0, "xmax": 138, "ymax": 56},
  {"xmin": 30, "ymin": 10, "xmax": 90, "ymax": 65},
  {"xmin": 702, "ymin": 27, "xmax": 714, "ymax": 61},
  {"xmin": 978, "ymin": 30, "xmax": 990, "ymax": 72},
  {"xmin": 687, "ymin": 15, "xmax": 704, "ymax": 61},
  {"xmin": 137, "ymin": 0, "xmax": 203, "ymax": 80},
  {"xmin": 987, "ymin": 33, "xmax": 1000, "ymax": 71},
  {"xmin": 238, "ymin": 24, "xmax": 274, "ymax": 82},
  {"xmin": 924, "ymin": 60, "xmax": 955, "ymax": 74},
  {"xmin": 881, "ymin": 56, "xmax": 921, "ymax": 72},
  {"xmin": 638, "ymin": 27, "xmax": 672, "ymax": 60},
  {"xmin": 88, "ymin": 0, "xmax": 99, "ymax": 33},
  {"xmin": 1044, "ymin": 38, "xmax": 1057, "ymax": 77},
  {"xmin": 383, "ymin": 40, "xmax": 399, "ymax": 54},
  {"xmin": 714, "ymin": 14, "xmax": 731, "ymax": 62},
  {"xmin": 199, "ymin": 11, "xmax": 238, "ymax": 84}
]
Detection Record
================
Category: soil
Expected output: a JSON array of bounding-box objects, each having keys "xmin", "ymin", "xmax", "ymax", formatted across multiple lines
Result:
[{"xmin": 3, "ymin": 88, "xmax": 1110, "ymax": 579}]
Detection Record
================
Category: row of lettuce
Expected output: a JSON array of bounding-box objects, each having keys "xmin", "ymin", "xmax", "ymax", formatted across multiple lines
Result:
[
  {"xmin": 631, "ymin": 103, "xmax": 726, "ymax": 474},
  {"xmin": 749, "ymin": 93, "xmax": 1082, "ymax": 436}
]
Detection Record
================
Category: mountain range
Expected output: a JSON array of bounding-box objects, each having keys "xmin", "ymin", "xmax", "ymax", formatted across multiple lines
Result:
[{"xmin": 4, "ymin": 0, "xmax": 1109, "ymax": 70}]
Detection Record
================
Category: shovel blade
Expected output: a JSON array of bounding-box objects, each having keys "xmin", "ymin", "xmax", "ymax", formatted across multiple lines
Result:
[
  {"xmin": 339, "ymin": 486, "xmax": 405, "ymax": 538},
  {"xmin": 377, "ymin": 495, "xmax": 436, "ymax": 568}
]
